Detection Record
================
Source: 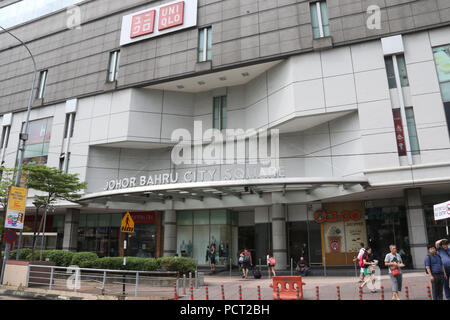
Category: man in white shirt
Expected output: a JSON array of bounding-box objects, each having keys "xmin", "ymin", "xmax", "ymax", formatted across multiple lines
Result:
[{"xmin": 354, "ymin": 243, "xmax": 365, "ymax": 283}]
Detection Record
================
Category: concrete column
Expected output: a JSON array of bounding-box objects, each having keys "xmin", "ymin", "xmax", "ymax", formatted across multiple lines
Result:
[
  {"xmin": 163, "ymin": 210, "xmax": 177, "ymax": 257},
  {"xmin": 405, "ymin": 188, "xmax": 428, "ymax": 269},
  {"xmin": 271, "ymin": 203, "xmax": 287, "ymax": 270},
  {"xmin": 62, "ymin": 209, "xmax": 80, "ymax": 252}
]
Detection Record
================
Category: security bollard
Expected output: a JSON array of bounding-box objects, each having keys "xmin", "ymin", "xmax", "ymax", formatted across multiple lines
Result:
[
  {"xmin": 276, "ymin": 287, "xmax": 281, "ymax": 300},
  {"xmin": 427, "ymin": 286, "xmax": 432, "ymax": 300},
  {"xmin": 380, "ymin": 286, "xmax": 385, "ymax": 300},
  {"xmin": 296, "ymin": 287, "xmax": 300, "ymax": 300},
  {"xmin": 239, "ymin": 285, "xmax": 243, "ymax": 300},
  {"xmin": 205, "ymin": 284, "xmax": 209, "ymax": 301},
  {"xmin": 315, "ymin": 286, "xmax": 320, "ymax": 300},
  {"xmin": 336, "ymin": 286, "xmax": 341, "ymax": 300},
  {"xmin": 257, "ymin": 285, "xmax": 261, "ymax": 301},
  {"xmin": 183, "ymin": 274, "xmax": 186, "ymax": 295},
  {"xmin": 405, "ymin": 286, "xmax": 409, "ymax": 300},
  {"xmin": 190, "ymin": 282, "xmax": 194, "ymax": 300},
  {"xmin": 359, "ymin": 286, "xmax": 363, "ymax": 300},
  {"xmin": 174, "ymin": 282, "xmax": 178, "ymax": 300},
  {"xmin": 221, "ymin": 284, "xmax": 225, "ymax": 300}
]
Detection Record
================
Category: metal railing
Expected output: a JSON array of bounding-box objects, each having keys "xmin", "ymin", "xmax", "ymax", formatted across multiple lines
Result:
[{"xmin": 25, "ymin": 265, "xmax": 198, "ymax": 298}]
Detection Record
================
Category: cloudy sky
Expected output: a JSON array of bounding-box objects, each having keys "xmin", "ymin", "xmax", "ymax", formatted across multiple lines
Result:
[{"xmin": 0, "ymin": 0, "xmax": 83, "ymax": 28}]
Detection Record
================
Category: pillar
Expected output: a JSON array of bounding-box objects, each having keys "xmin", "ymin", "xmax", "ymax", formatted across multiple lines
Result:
[
  {"xmin": 271, "ymin": 203, "xmax": 287, "ymax": 270},
  {"xmin": 163, "ymin": 210, "xmax": 177, "ymax": 257},
  {"xmin": 62, "ymin": 209, "xmax": 80, "ymax": 251},
  {"xmin": 405, "ymin": 188, "xmax": 428, "ymax": 269}
]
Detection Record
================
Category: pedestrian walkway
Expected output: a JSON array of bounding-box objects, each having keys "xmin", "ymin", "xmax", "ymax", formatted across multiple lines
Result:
[{"xmin": 179, "ymin": 272, "xmax": 435, "ymax": 300}]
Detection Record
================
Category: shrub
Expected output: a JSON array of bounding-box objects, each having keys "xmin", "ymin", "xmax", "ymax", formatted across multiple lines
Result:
[
  {"xmin": 71, "ymin": 252, "xmax": 98, "ymax": 267},
  {"xmin": 8, "ymin": 248, "xmax": 32, "ymax": 260},
  {"xmin": 26, "ymin": 250, "xmax": 52, "ymax": 262},
  {"xmin": 47, "ymin": 250, "xmax": 74, "ymax": 267},
  {"xmin": 157, "ymin": 257, "xmax": 196, "ymax": 274}
]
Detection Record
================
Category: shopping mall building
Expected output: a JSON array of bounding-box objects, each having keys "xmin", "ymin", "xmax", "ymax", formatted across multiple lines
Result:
[{"xmin": 0, "ymin": 0, "xmax": 450, "ymax": 270}]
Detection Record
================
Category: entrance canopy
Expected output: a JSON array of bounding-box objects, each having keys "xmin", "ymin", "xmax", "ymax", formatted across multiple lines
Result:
[{"xmin": 77, "ymin": 177, "xmax": 369, "ymax": 211}]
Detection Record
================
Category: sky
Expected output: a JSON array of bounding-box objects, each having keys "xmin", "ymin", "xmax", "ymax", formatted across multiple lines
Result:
[{"xmin": 0, "ymin": 0, "xmax": 83, "ymax": 28}]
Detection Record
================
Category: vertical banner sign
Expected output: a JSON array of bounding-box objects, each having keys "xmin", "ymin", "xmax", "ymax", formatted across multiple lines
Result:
[
  {"xmin": 392, "ymin": 109, "xmax": 406, "ymax": 156},
  {"xmin": 4, "ymin": 186, "xmax": 28, "ymax": 230}
]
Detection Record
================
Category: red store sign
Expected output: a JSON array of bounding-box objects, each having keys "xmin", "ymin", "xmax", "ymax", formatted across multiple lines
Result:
[
  {"xmin": 120, "ymin": 0, "xmax": 197, "ymax": 46},
  {"xmin": 313, "ymin": 210, "xmax": 361, "ymax": 223},
  {"xmin": 130, "ymin": 212, "xmax": 157, "ymax": 224}
]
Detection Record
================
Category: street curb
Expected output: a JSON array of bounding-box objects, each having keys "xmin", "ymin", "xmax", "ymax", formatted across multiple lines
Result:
[{"xmin": 0, "ymin": 289, "xmax": 84, "ymax": 300}]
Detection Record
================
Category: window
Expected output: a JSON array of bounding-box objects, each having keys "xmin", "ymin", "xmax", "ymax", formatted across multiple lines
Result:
[
  {"xmin": 198, "ymin": 27, "xmax": 212, "ymax": 62},
  {"xmin": 36, "ymin": 70, "xmax": 48, "ymax": 99},
  {"xmin": 19, "ymin": 117, "xmax": 53, "ymax": 165},
  {"xmin": 107, "ymin": 50, "xmax": 120, "ymax": 82},
  {"xmin": 59, "ymin": 152, "xmax": 71, "ymax": 172},
  {"xmin": 405, "ymin": 108, "xmax": 420, "ymax": 155},
  {"xmin": 385, "ymin": 55, "xmax": 409, "ymax": 89},
  {"xmin": 432, "ymin": 45, "xmax": 450, "ymax": 136},
  {"xmin": 63, "ymin": 113, "xmax": 76, "ymax": 139},
  {"xmin": 310, "ymin": 1, "xmax": 330, "ymax": 39},
  {"xmin": 213, "ymin": 96, "xmax": 227, "ymax": 130},
  {"xmin": 393, "ymin": 108, "xmax": 420, "ymax": 156},
  {"xmin": 0, "ymin": 126, "xmax": 10, "ymax": 150}
]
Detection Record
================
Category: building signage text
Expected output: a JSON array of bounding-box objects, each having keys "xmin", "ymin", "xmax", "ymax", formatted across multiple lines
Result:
[{"xmin": 120, "ymin": 0, "xmax": 197, "ymax": 46}]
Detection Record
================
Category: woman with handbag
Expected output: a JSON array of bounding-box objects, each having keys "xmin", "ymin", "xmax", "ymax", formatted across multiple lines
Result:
[{"xmin": 384, "ymin": 244, "xmax": 406, "ymax": 300}]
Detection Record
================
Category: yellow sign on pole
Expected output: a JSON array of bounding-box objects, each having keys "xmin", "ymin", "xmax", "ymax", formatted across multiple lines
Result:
[
  {"xmin": 121, "ymin": 212, "xmax": 135, "ymax": 233},
  {"xmin": 5, "ymin": 186, "xmax": 28, "ymax": 230}
]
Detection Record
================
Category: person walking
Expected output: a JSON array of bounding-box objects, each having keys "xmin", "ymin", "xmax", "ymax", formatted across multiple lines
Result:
[
  {"xmin": 205, "ymin": 245, "xmax": 210, "ymax": 264},
  {"xmin": 240, "ymin": 248, "xmax": 252, "ymax": 279},
  {"xmin": 435, "ymin": 239, "xmax": 450, "ymax": 300},
  {"xmin": 425, "ymin": 244, "xmax": 448, "ymax": 300},
  {"xmin": 384, "ymin": 244, "xmax": 405, "ymax": 300},
  {"xmin": 266, "ymin": 250, "xmax": 276, "ymax": 279},
  {"xmin": 209, "ymin": 244, "xmax": 216, "ymax": 273},
  {"xmin": 359, "ymin": 248, "xmax": 377, "ymax": 293},
  {"xmin": 353, "ymin": 242, "xmax": 365, "ymax": 283}
]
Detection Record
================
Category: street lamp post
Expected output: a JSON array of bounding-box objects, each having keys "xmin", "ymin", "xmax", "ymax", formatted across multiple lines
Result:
[{"xmin": 0, "ymin": 25, "xmax": 37, "ymax": 266}]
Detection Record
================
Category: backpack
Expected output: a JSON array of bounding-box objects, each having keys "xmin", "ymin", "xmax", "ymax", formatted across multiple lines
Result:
[
  {"xmin": 359, "ymin": 254, "xmax": 365, "ymax": 268},
  {"xmin": 238, "ymin": 255, "xmax": 244, "ymax": 264},
  {"xmin": 243, "ymin": 252, "xmax": 250, "ymax": 263},
  {"xmin": 269, "ymin": 257, "xmax": 276, "ymax": 266}
]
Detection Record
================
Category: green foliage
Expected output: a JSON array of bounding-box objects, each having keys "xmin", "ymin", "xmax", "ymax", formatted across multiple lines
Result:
[
  {"xmin": 157, "ymin": 257, "xmax": 196, "ymax": 274},
  {"xmin": 23, "ymin": 164, "xmax": 87, "ymax": 208},
  {"xmin": 47, "ymin": 250, "xmax": 74, "ymax": 267},
  {"xmin": 0, "ymin": 167, "xmax": 16, "ymax": 210},
  {"xmin": 70, "ymin": 252, "xmax": 98, "ymax": 266},
  {"xmin": 26, "ymin": 250, "xmax": 51, "ymax": 262},
  {"xmin": 9, "ymin": 248, "xmax": 32, "ymax": 260}
]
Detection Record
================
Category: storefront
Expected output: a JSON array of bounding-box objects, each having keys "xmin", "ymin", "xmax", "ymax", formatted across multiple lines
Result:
[
  {"xmin": 176, "ymin": 210, "xmax": 238, "ymax": 266},
  {"xmin": 77, "ymin": 212, "xmax": 163, "ymax": 258}
]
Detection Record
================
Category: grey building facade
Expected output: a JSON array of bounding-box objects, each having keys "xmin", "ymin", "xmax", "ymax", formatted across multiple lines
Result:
[{"xmin": 1, "ymin": 0, "xmax": 450, "ymax": 269}]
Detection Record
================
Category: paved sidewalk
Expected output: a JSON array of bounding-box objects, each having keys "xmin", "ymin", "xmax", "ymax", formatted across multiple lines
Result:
[{"xmin": 179, "ymin": 272, "xmax": 438, "ymax": 300}]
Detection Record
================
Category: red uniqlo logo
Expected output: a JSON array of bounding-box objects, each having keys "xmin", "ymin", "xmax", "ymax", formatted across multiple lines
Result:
[
  {"xmin": 130, "ymin": 10, "xmax": 156, "ymax": 38},
  {"xmin": 158, "ymin": 1, "xmax": 185, "ymax": 31}
]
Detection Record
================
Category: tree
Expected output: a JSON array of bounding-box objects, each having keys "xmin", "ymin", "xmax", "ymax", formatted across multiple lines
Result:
[
  {"xmin": 0, "ymin": 167, "xmax": 16, "ymax": 254},
  {"xmin": 23, "ymin": 164, "xmax": 87, "ymax": 261}
]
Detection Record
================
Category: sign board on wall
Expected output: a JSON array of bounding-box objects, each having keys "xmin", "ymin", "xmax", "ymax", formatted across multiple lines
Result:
[
  {"xmin": 433, "ymin": 201, "xmax": 450, "ymax": 221},
  {"xmin": 4, "ymin": 186, "xmax": 28, "ymax": 230},
  {"xmin": 120, "ymin": 0, "xmax": 198, "ymax": 46}
]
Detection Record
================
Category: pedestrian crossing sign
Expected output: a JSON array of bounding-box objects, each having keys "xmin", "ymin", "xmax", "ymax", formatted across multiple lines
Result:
[{"xmin": 121, "ymin": 212, "xmax": 135, "ymax": 233}]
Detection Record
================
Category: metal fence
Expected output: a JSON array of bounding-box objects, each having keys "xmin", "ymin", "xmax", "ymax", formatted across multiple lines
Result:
[{"xmin": 26, "ymin": 265, "xmax": 202, "ymax": 298}]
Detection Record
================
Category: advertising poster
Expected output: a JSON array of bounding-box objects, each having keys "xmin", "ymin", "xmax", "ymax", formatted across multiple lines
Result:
[
  {"xmin": 4, "ymin": 186, "xmax": 28, "ymax": 230},
  {"xmin": 433, "ymin": 45, "xmax": 450, "ymax": 83}
]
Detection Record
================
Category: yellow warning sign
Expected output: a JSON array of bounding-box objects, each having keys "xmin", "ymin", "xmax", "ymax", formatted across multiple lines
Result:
[{"xmin": 121, "ymin": 212, "xmax": 135, "ymax": 233}]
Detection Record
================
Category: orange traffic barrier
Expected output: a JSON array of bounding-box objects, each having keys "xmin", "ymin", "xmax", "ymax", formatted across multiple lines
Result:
[{"xmin": 271, "ymin": 276, "xmax": 306, "ymax": 300}]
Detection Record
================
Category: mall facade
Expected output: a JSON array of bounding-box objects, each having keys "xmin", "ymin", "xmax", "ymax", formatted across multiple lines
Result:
[{"xmin": 1, "ymin": 0, "xmax": 450, "ymax": 269}]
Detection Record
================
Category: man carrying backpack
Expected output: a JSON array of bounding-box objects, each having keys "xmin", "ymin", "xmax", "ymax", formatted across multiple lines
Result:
[
  {"xmin": 435, "ymin": 239, "xmax": 450, "ymax": 299},
  {"xmin": 240, "ymin": 248, "xmax": 252, "ymax": 279},
  {"xmin": 425, "ymin": 244, "xmax": 448, "ymax": 300}
]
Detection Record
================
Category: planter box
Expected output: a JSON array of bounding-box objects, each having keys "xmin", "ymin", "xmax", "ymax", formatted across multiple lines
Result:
[{"xmin": 2, "ymin": 260, "xmax": 29, "ymax": 287}]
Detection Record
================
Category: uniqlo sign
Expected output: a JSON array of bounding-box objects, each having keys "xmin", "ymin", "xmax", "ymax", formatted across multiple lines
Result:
[
  {"xmin": 130, "ymin": 10, "xmax": 156, "ymax": 38},
  {"xmin": 159, "ymin": 2, "xmax": 185, "ymax": 31},
  {"xmin": 120, "ymin": 0, "xmax": 197, "ymax": 46}
]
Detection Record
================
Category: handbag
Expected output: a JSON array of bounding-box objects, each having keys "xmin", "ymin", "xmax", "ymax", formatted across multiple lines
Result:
[{"xmin": 391, "ymin": 266, "xmax": 400, "ymax": 276}]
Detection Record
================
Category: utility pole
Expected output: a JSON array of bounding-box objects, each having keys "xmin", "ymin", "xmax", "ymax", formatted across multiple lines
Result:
[{"xmin": 0, "ymin": 25, "xmax": 37, "ymax": 271}]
